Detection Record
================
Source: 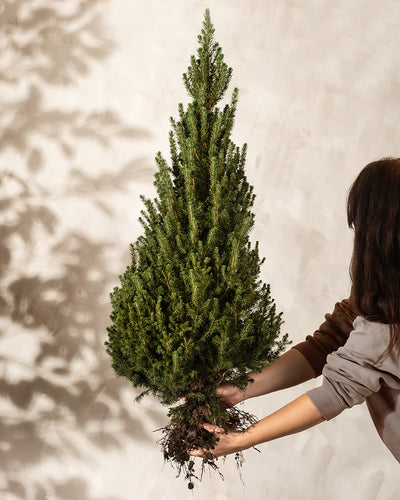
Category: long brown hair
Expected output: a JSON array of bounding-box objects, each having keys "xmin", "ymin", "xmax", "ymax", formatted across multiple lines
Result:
[{"xmin": 347, "ymin": 157, "xmax": 400, "ymax": 356}]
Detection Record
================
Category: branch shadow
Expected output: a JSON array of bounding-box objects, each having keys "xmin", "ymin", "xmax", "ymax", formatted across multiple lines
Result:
[{"xmin": 0, "ymin": 1, "xmax": 162, "ymax": 499}]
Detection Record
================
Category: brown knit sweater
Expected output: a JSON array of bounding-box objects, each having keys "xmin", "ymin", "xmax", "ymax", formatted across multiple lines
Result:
[{"xmin": 292, "ymin": 298, "xmax": 358, "ymax": 376}]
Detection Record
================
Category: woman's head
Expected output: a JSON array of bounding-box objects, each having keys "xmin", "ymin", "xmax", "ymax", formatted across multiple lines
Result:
[{"xmin": 347, "ymin": 157, "xmax": 400, "ymax": 350}]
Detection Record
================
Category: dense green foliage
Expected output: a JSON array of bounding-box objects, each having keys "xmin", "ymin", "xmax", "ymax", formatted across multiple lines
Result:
[{"xmin": 105, "ymin": 9, "xmax": 288, "ymax": 413}]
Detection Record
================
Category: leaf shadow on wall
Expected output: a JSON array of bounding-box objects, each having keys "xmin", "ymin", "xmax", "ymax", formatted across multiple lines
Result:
[{"xmin": 0, "ymin": 2, "xmax": 165, "ymax": 499}]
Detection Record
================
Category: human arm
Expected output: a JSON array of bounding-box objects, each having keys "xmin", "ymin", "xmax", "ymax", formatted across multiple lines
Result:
[
  {"xmin": 219, "ymin": 298, "xmax": 358, "ymax": 406},
  {"xmin": 190, "ymin": 393, "xmax": 324, "ymax": 458},
  {"xmin": 219, "ymin": 348, "xmax": 316, "ymax": 405},
  {"xmin": 191, "ymin": 315, "xmax": 388, "ymax": 459}
]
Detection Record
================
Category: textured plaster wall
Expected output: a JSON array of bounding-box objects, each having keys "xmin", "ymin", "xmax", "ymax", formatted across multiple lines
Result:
[{"xmin": 1, "ymin": 1, "xmax": 399, "ymax": 499}]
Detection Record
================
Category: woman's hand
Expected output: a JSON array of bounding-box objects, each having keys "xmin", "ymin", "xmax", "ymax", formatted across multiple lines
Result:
[
  {"xmin": 188, "ymin": 423, "xmax": 250, "ymax": 459},
  {"xmin": 182, "ymin": 385, "xmax": 245, "ymax": 407},
  {"xmin": 216, "ymin": 384, "xmax": 245, "ymax": 407}
]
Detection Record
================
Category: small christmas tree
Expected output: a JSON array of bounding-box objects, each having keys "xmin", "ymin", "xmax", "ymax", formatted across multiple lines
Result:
[{"xmin": 105, "ymin": 9, "xmax": 289, "ymax": 488}]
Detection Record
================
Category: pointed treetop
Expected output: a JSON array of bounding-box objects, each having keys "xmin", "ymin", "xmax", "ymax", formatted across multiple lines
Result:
[
  {"xmin": 183, "ymin": 9, "xmax": 233, "ymax": 110},
  {"xmin": 199, "ymin": 8, "xmax": 214, "ymax": 47}
]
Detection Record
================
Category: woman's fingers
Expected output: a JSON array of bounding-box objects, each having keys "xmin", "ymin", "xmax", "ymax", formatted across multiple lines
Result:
[
  {"xmin": 188, "ymin": 423, "xmax": 226, "ymax": 457},
  {"xmin": 189, "ymin": 447, "xmax": 205, "ymax": 457},
  {"xmin": 202, "ymin": 422, "xmax": 225, "ymax": 434}
]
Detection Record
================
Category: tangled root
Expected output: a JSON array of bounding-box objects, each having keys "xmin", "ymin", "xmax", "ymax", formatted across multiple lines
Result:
[{"xmin": 157, "ymin": 403, "xmax": 257, "ymax": 489}]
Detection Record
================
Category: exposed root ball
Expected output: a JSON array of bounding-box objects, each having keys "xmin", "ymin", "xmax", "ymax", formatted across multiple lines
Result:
[{"xmin": 157, "ymin": 404, "xmax": 257, "ymax": 489}]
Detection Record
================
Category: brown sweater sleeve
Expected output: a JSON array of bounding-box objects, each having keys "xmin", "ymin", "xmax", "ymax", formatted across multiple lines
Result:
[{"xmin": 292, "ymin": 298, "xmax": 359, "ymax": 377}]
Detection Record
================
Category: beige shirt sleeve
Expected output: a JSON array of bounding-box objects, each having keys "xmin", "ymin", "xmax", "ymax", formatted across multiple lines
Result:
[{"xmin": 307, "ymin": 316, "xmax": 392, "ymax": 420}]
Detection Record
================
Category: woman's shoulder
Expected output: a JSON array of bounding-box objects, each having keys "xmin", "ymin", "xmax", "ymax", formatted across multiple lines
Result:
[
  {"xmin": 352, "ymin": 315, "xmax": 390, "ymax": 332},
  {"xmin": 349, "ymin": 316, "xmax": 392, "ymax": 365}
]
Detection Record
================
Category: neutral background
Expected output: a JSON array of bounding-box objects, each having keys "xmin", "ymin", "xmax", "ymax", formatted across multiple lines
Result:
[{"xmin": 1, "ymin": 1, "xmax": 399, "ymax": 499}]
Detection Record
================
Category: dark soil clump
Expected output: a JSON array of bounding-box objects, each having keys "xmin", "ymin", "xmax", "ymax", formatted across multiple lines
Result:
[{"xmin": 158, "ymin": 402, "xmax": 257, "ymax": 489}]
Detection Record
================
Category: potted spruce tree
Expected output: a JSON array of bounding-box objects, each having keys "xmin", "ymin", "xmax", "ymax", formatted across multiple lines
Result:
[{"xmin": 105, "ymin": 9, "xmax": 289, "ymax": 488}]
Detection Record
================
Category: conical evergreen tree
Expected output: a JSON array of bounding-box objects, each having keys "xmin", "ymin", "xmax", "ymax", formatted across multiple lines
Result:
[{"xmin": 105, "ymin": 9, "xmax": 289, "ymax": 487}]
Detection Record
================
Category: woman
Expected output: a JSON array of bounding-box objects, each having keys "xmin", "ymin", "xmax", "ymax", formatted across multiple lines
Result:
[{"xmin": 189, "ymin": 157, "xmax": 400, "ymax": 462}]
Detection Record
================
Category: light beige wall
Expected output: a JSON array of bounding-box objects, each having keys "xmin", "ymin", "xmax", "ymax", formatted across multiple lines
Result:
[{"xmin": 1, "ymin": 1, "xmax": 399, "ymax": 499}]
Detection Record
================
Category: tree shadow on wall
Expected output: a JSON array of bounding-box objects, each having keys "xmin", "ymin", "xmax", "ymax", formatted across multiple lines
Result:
[
  {"xmin": 0, "ymin": 2, "xmax": 165, "ymax": 499},
  {"xmin": 0, "ymin": 232, "xmax": 161, "ymax": 500},
  {"xmin": 0, "ymin": 0, "xmax": 152, "ymax": 170}
]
